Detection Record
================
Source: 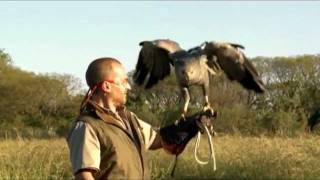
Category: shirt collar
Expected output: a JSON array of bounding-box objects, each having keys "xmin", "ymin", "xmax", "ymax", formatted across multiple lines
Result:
[{"xmin": 85, "ymin": 100, "xmax": 128, "ymax": 129}]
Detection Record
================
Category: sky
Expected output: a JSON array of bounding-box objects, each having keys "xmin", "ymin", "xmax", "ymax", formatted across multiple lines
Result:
[{"xmin": 1, "ymin": 1, "xmax": 319, "ymax": 86}]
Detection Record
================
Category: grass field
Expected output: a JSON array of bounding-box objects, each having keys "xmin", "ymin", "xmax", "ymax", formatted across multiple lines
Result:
[{"xmin": 1, "ymin": 135, "xmax": 320, "ymax": 180}]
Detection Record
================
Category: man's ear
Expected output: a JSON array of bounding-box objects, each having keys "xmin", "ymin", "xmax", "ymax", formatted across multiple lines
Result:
[{"xmin": 101, "ymin": 81, "xmax": 111, "ymax": 93}]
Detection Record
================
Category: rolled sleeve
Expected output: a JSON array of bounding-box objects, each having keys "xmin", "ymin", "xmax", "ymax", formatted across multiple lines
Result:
[
  {"xmin": 135, "ymin": 118, "xmax": 157, "ymax": 150},
  {"xmin": 67, "ymin": 121, "xmax": 100, "ymax": 174}
]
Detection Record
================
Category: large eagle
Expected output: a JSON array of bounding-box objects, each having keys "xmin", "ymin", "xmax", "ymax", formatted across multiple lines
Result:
[{"xmin": 133, "ymin": 39, "xmax": 265, "ymax": 122}]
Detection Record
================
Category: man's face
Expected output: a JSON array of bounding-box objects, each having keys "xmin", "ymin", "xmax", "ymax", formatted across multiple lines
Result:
[{"xmin": 107, "ymin": 64, "xmax": 131, "ymax": 107}]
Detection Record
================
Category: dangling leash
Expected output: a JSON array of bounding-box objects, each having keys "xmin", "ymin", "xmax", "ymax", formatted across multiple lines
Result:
[
  {"xmin": 169, "ymin": 112, "xmax": 217, "ymax": 177},
  {"xmin": 169, "ymin": 127, "xmax": 216, "ymax": 177},
  {"xmin": 194, "ymin": 126, "xmax": 216, "ymax": 171}
]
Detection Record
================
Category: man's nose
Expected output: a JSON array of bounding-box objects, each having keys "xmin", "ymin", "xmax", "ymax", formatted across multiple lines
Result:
[{"xmin": 126, "ymin": 82, "xmax": 132, "ymax": 91}]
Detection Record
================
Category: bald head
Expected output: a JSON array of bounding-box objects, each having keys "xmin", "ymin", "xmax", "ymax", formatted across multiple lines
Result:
[{"xmin": 85, "ymin": 57, "xmax": 122, "ymax": 89}]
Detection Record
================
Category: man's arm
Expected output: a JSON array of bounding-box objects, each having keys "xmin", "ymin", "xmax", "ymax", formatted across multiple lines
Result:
[
  {"xmin": 136, "ymin": 110, "xmax": 215, "ymax": 153},
  {"xmin": 148, "ymin": 134, "xmax": 162, "ymax": 150},
  {"xmin": 67, "ymin": 121, "xmax": 100, "ymax": 179},
  {"xmin": 75, "ymin": 170, "xmax": 95, "ymax": 180}
]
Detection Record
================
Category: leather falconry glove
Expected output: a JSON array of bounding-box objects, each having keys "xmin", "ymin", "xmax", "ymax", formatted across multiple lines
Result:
[{"xmin": 160, "ymin": 109, "xmax": 217, "ymax": 155}]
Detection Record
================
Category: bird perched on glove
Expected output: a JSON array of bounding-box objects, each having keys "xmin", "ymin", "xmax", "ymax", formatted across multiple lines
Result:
[{"xmin": 133, "ymin": 39, "xmax": 266, "ymax": 124}]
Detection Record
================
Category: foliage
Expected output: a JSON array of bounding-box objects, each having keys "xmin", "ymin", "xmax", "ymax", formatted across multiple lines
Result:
[
  {"xmin": 252, "ymin": 55, "xmax": 320, "ymax": 135},
  {"xmin": 0, "ymin": 49, "xmax": 85, "ymax": 138},
  {"xmin": 1, "ymin": 48, "xmax": 320, "ymax": 137}
]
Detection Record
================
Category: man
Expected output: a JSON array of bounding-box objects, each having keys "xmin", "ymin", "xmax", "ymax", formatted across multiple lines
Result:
[{"xmin": 67, "ymin": 57, "xmax": 214, "ymax": 180}]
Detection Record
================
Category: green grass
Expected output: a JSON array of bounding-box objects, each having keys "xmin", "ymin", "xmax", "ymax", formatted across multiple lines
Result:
[
  {"xmin": 0, "ymin": 139, "xmax": 71, "ymax": 180},
  {"xmin": 1, "ymin": 135, "xmax": 320, "ymax": 179}
]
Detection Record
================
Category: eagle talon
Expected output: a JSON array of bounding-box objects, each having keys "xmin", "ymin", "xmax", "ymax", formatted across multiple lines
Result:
[
  {"xmin": 202, "ymin": 105, "xmax": 217, "ymax": 118},
  {"xmin": 203, "ymin": 104, "xmax": 212, "ymax": 111}
]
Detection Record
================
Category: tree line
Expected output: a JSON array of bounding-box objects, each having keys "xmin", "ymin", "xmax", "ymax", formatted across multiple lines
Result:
[
  {"xmin": 0, "ymin": 49, "xmax": 84, "ymax": 138},
  {"xmin": 1, "ymin": 49, "xmax": 320, "ymax": 138}
]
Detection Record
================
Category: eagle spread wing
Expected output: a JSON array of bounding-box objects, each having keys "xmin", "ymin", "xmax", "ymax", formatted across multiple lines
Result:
[
  {"xmin": 203, "ymin": 41, "xmax": 265, "ymax": 93},
  {"xmin": 133, "ymin": 39, "xmax": 181, "ymax": 89}
]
